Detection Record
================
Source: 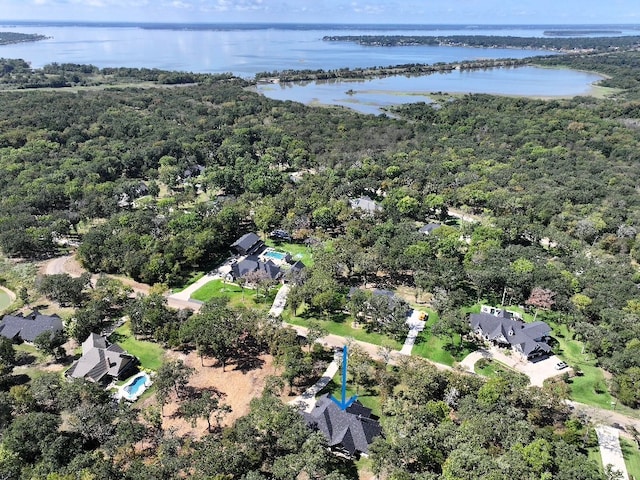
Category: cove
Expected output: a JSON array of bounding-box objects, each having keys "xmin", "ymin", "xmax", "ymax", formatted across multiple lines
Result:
[{"xmin": 257, "ymin": 66, "xmax": 604, "ymax": 115}]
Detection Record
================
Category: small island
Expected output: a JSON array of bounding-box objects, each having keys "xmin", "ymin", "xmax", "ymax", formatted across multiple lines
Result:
[{"xmin": 0, "ymin": 31, "xmax": 48, "ymax": 46}]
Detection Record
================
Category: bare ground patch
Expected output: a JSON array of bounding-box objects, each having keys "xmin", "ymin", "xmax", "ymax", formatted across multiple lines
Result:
[{"xmin": 145, "ymin": 350, "xmax": 286, "ymax": 438}]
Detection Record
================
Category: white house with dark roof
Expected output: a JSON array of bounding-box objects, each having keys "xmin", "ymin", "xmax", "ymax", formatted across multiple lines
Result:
[
  {"xmin": 66, "ymin": 333, "xmax": 137, "ymax": 385},
  {"xmin": 469, "ymin": 307, "xmax": 552, "ymax": 361},
  {"xmin": 0, "ymin": 311, "xmax": 63, "ymax": 343},
  {"xmin": 303, "ymin": 394, "xmax": 382, "ymax": 457}
]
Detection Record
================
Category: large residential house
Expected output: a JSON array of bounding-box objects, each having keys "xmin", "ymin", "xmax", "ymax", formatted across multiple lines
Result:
[
  {"xmin": 0, "ymin": 311, "xmax": 63, "ymax": 343},
  {"xmin": 231, "ymin": 232, "xmax": 265, "ymax": 256},
  {"xmin": 66, "ymin": 333, "xmax": 137, "ymax": 384},
  {"xmin": 469, "ymin": 306, "xmax": 552, "ymax": 361},
  {"xmin": 303, "ymin": 394, "xmax": 382, "ymax": 457},
  {"xmin": 229, "ymin": 255, "xmax": 282, "ymax": 282}
]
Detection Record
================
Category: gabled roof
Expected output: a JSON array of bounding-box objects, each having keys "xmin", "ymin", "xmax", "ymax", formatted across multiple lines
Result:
[
  {"xmin": 231, "ymin": 255, "xmax": 282, "ymax": 280},
  {"xmin": 303, "ymin": 394, "xmax": 382, "ymax": 455},
  {"xmin": 67, "ymin": 333, "xmax": 135, "ymax": 383},
  {"xmin": 0, "ymin": 312, "xmax": 63, "ymax": 343},
  {"xmin": 470, "ymin": 310, "xmax": 552, "ymax": 359},
  {"xmin": 231, "ymin": 232, "xmax": 264, "ymax": 255}
]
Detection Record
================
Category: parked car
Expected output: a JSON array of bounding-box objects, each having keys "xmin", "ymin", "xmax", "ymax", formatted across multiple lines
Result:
[{"xmin": 555, "ymin": 361, "xmax": 569, "ymax": 370}]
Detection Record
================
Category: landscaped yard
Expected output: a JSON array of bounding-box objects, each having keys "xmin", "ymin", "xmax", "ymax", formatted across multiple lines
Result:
[
  {"xmin": 190, "ymin": 278, "xmax": 278, "ymax": 309},
  {"xmin": 265, "ymin": 239, "xmax": 315, "ymax": 267},
  {"xmin": 550, "ymin": 321, "xmax": 614, "ymax": 409},
  {"xmin": 474, "ymin": 358, "xmax": 510, "ymax": 377},
  {"xmin": 110, "ymin": 322, "xmax": 165, "ymax": 370},
  {"xmin": 411, "ymin": 309, "xmax": 477, "ymax": 366},
  {"xmin": 282, "ymin": 308, "xmax": 403, "ymax": 350}
]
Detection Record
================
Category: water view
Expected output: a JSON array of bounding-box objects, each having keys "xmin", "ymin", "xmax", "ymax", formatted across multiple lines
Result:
[
  {"xmin": 257, "ymin": 66, "xmax": 604, "ymax": 115},
  {"xmin": 0, "ymin": 22, "xmax": 608, "ymax": 77}
]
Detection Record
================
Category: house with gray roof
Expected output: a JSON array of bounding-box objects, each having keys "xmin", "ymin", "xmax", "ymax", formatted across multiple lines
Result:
[
  {"xmin": 0, "ymin": 311, "xmax": 63, "ymax": 343},
  {"xmin": 469, "ymin": 307, "xmax": 552, "ymax": 361},
  {"xmin": 303, "ymin": 394, "xmax": 382, "ymax": 457},
  {"xmin": 66, "ymin": 333, "xmax": 137, "ymax": 384},
  {"xmin": 231, "ymin": 232, "xmax": 265, "ymax": 256},
  {"xmin": 228, "ymin": 255, "xmax": 282, "ymax": 282}
]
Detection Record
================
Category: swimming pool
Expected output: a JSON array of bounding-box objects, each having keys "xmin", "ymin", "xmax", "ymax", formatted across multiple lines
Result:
[
  {"xmin": 264, "ymin": 250, "xmax": 286, "ymax": 261},
  {"xmin": 119, "ymin": 372, "xmax": 152, "ymax": 401}
]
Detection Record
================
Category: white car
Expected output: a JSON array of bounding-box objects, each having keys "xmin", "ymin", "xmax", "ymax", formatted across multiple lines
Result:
[{"xmin": 555, "ymin": 361, "xmax": 569, "ymax": 370}]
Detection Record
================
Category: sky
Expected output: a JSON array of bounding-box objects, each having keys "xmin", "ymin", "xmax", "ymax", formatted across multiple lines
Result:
[{"xmin": 1, "ymin": 0, "xmax": 639, "ymax": 25}]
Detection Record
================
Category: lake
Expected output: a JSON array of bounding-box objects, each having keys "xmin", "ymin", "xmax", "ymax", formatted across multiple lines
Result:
[
  {"xmin": 257, "ymin": 66, "xmax": 604, "ymax": 115},
  {"xmin": 0, "ymin": 22, "xmax": 617, "ymax": 77},
  {"xmin": 0, "ymin": 22, "xmax": 615, "ymax": 109}
]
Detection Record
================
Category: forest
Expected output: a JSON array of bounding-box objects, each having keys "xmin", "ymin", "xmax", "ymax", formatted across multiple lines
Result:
[
  {"xmin": 1, "ymin": 37, "xmax": 640, "ymax": 478},
  {"xmin": 322, "ymin": 33, "xmax": 640, "ymax": 51}
]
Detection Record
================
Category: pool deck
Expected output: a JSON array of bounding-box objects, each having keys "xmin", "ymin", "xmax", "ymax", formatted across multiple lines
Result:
[{"xmin": 116, "ymin": 372, "xmax": 153, "ymax": 402}]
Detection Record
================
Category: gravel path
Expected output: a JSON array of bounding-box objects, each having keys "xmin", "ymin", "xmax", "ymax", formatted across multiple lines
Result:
[{"xmin": 596, "ymin": 425, "xmax": 629, "ymax": 479}]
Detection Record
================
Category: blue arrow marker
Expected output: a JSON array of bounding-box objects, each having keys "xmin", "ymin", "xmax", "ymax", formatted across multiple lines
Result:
[{"xmin": 330, "ymin": 345, "xmax": 357, "ymax": 410}]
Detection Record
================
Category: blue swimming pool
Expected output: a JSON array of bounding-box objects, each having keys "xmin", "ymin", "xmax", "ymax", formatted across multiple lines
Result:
[
  {"xmin": 264, "ymin": 251, "xmax": 286, "ymax": 261},
  {"xmin": 122, "ymin": 373, "xmax": 151, "ymax": 400}
]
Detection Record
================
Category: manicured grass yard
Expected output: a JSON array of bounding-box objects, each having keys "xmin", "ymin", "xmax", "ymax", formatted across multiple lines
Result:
[
  {"xmin": 110, "ymin": 322, "xmax": 165, "ymax": 371},
  {"xmin": 190, "ymin": 278, "xmax": 277, "ymax": 309},
  {"xmin": 265, "ymin": 239, "xmax": 315, "ymax": 267},
  {"xmin": 283, "ymin": 308, "xmax": 403, "ymax": 350},
  {"xmin": 474, "ymin": 358, "xmax": 510, "ymax": 377},
  {"xmin": 411, "ymin": 309, "xmax": 477, "ymax": 366},
  {"xmin": 621, "ymin": 437, "xmax": 640, "ymax": 479},
  {"xmin": 550, "ymin": 321, "xmax": 615, "ymax": 409}
]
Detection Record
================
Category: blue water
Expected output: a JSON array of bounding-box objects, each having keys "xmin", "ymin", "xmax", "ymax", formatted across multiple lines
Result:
[
  {"xmin": 265, "ymin": 251, "xmax": 286, "ymax": 260},
  {"xmin": 124, "ymin": 374, "xmax": 148, "ymax": 395},
  {"xmin": 258, "ymin": 66, "xmax": 604, "ymax": 115},
  {"xmin": 0, "ymin": 22, "xmax": 630, "ymax": 77}
]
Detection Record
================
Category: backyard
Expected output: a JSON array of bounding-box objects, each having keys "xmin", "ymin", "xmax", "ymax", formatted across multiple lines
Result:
[
  {"xmin": 264, "ymin": 239, "xmax": 315, "ymax": 267},
  {"xmin": 109, "ymin": 322, "xmax": 166, "ymax": 371},
  {"xmin": 190, "ymin": 278, "xmax": 276, "ymax": 308}
]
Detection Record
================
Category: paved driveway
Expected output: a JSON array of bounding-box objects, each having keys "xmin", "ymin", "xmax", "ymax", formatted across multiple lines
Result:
[{"xmin": 488, "ymin": 347, "xmax": 569, "ymax": 386}]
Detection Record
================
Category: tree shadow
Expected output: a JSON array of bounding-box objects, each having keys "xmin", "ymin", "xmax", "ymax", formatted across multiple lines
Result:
[{"xmin": 15, "ymin": 351, "xmax": 36, "ymax": 366}]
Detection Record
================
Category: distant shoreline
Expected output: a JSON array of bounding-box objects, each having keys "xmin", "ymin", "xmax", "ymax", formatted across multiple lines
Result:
[{"xmin": 1, "ymin": 20, "xmax": 639, "ymax": 32}]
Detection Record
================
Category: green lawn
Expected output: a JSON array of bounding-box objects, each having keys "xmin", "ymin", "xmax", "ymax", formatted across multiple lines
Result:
[
  {"xmin": 549, "ymin": 322, "xmax": 615, "ymax": 409},
  {"xmin": 411, "ymin": 309, "xmax": 477, "ymax": 366},
  {"xmin": 264, "ymin": 239, "xmax": 315, "ymax": 267},
  {"xmin": 474, "ymin": 358, "xmax": 510, "ymax": 377},
  {"xmin": 109, "ymin": 322, "xmax": 166, "ymax": 371},
  {"xmin": 190, "ymin": 278, "xmax": 277, "ymax": 309},
  {"xmin": 283, "ymin": 309, "xmax": 402, "ymax": 350},
  {"xmin": 319, "ymin": 374, "xmax": 382, "ymax": 418},
  {"xmin": 621, "ymin": 437, "xmax": 640, "ymax": 479}
]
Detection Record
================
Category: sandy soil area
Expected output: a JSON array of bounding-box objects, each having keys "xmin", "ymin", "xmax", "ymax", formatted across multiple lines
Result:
[{"xmin": 148, "ymin": 350, "xmax": 286, "ymax": 438}]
